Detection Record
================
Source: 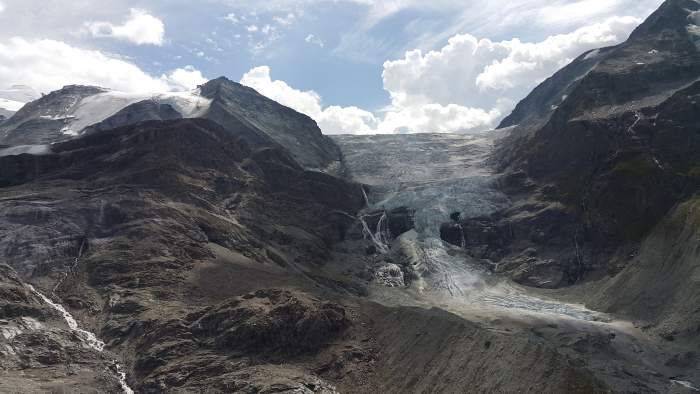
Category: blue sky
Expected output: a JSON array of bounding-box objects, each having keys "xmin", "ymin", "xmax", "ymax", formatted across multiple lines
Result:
[{"xmin": 0, "ymin": 0, "xmax": 665, "ymax": 133}]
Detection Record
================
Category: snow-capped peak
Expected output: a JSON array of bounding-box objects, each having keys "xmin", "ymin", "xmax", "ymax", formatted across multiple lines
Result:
[{"xmin": 58, "ymin": 88, "xmax": 212, "ymax": 136}]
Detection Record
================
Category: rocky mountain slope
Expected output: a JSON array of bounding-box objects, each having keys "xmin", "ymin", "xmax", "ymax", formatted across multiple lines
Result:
[
  {"xmin": 439, "ymin": 0, "xmax": 700, "ymax": 285},
  {"xmin": 447, "ymin": 0, "xmax": 700, "ymax": 343},
  {"xmin": 0, "ymin": 112, "xmax": 623, "ymax": 393},
  {"xmin": 0, "ymin": 117, "xmax": 368, "ymax": 392}
]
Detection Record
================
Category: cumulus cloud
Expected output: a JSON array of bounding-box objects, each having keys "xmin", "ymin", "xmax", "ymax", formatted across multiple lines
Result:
[
  {"xmin": 160, "ymin": 66, "xmax": 208, "ymax": 91},
  {"xmin": 0, "ymin": 37, "xmax": 204, "ymax": 95},
  {"xmin": 241, "ymin": 65, "xmax": 322, "ymax": 115},
  {"xmin": 224, "ymin": 13, "xmax": 240, "ymax": 24},
  {"xmin": 273, "ymin": 13, "xmax": 296, "ymax": 26},
  {"xmin": 240, "ymin": 15, "xmax": 641, "ymax": 135},
  {"xmin": 304, "ymin": 34, "xmax": 325, "ymax": 48},
  {"xmin": 383, "ymin": 16, "xmax": 639, "ymax": 110},
  {"xmin": 241, "ymin": 66, "xmax": 379, "ymax": 134},
  {"xmin": 85, "ymin": 8, "xmax": 165, "ymax": 46},
  {"xmin": 378, "ymin": 16, "xmax": 640, "ymax": 133}
]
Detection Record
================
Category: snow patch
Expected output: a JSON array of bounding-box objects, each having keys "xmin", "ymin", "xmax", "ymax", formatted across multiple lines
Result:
[
  {"xmin": 0, "ymin": 98, "xmax": 25, "ymax": 112},
  {"xmin": 61, "ymin": 89, "xmax": 212, "ymax": 136},
  {"xmin": 0, "ymin": 144, "xmax": 51, "ymax": 157},
  {"xmin": 671, "ymin": 379, "xmax": 699, "ymax": 392},
  {"xmin": 0, "ymin": 85, "xmax": 40, "ymax": 103},
  {"xmin": 155, "ymin": 89, "xmax": 212, "ymax": 118},
  {"xmin": 0, "ymin": 317, "xmax": 43, "ymax": 340},
  {"xmin": 583, "ymin": 49, "xmax": 600, "ymax": 60},
  {"xmin": 690, "ymin": 10, "xmax": 700, "ymax": 26}
]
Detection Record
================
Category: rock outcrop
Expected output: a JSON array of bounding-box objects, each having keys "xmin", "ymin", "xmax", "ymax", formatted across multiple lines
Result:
[
  {"xmin": 473, "ymin": 0, "xmax": 700, "ymax": 285},
  {"xmin": 200, "ymin": 77, "xmax": 342, "ymax": 171},
  {"xmin": 0, "ymin": 117, "xmax": 366, "ymax": 391}
]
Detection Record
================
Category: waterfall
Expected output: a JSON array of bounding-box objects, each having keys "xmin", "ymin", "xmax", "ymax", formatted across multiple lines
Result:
[
  {"xmin": 458, "ymin": 224, "xmax": 466, "ymax": 248},
  {"xmin": 27, "ymin": 285, "xmax": 105, "ymax": 351},
  {"xmin": 626, "ymin": 111, "xmax": 642, "ymax": 135},
  {"xmin": 360, "ymin": 214, "xmax": 389, "ymax": 253},
  {"xmin": 671, "ymin": 380, "xmax": 700, "ymax": 392},
  {"xmin": 374, "ymin": 211, "xmax": 391, "ymax": 246},
  {"xmin": 361, "ymin": 187, "xmax": 370, "ymax": 207},
  {"xmin": 25, "ymin": 284, "xmax": 134, "ymax": 394},
  {"xmin": 53, "ymin": 238, "xmax": 86, "ymax": 296}
]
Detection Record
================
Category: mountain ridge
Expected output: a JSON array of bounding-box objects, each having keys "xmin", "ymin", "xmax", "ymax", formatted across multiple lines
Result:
[{"xmin": 0, "ymin": 78, "xmax": 341, "ymax": 171}]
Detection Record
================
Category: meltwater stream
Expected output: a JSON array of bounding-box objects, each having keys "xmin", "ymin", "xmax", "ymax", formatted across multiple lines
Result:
[
  {"xmin": 334, "ymin": 132, "xmax": 601, "ymax": 322},
  {"xmin": 25, "ymin": 284, "xmax": 134, "ymax": 394}
]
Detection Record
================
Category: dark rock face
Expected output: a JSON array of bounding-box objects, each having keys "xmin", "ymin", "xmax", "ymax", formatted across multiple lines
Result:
[
  {"xmin": 0, "ymin": 117, "xmax": 368, "ymax": 391},
  {"xmin": 498, "ymin": 46, "xmax": 616, "ymax": 130},
  {"xmin": 129, "ymin": 289, "xmax": 349, "ymax": 391},
  {"xmin": 439, "ymin": 222, "xmax": 464, "ymax": 247},
  {"xmin": 492, "ymin": 0, "xmax": 700, "ymax": 283},
  {"xmin": 385, "ymin": 207, "xmax": 415, "ymax": 237},
  {"xmin": 439, "ymin": 200, "xmax": 584, "ymax": 288},
  {"xmin": 84, "ymin": 100, "xmax": 182, "ymax": 134},
  {"xmin": 194, "ymin": 289, "xmax": 349, "ymax": 354},
  {"xmin": 200, "ymin": 77, "xmax": 342, "ymax": 171}
]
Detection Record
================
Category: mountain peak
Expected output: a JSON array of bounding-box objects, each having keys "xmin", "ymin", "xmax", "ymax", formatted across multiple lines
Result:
[{"xmin": 628, "ymin": 0, "xmax": 700, "ymax": 40}]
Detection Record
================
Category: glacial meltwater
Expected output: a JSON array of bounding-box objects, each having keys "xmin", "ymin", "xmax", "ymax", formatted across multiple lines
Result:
[{"xmin": 26, "ymin": 284, "xmax": 134, "ymax": 394}]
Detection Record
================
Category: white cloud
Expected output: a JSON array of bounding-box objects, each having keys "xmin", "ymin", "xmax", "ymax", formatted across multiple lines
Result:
[
  {"xmin": 160, "ymin": 66, "xmax": 208, "ymax": 91},
  {"xmin": 476, "ymin": 16, "xmax": 641, "ymax": 91},
  {"xmin": 379, "ymin": 16, "xmax": 641, "ymax": 132},
  {"xmin": 0, "ymin": 2, "xmax": 5, "ymax": 13},
  {"xmin": 241, "ymin": 65, "xmax": 379, "ymax": 134},
  {"xmin": 273, "ymin": 13, "xmax": 296, "ymax": 25},
  {"xmin": 224, "ymin": 13, "xmax": 240, "ymax": 24},
  {"xmin": 239, "ymin": 15, "xmax": 641, "ymax": 135},
  {"xmin": 246, "ymin": 25, "xmax": 259, "ymax": 32},
  {"xmin": 85, "ymin": 8, "xmax": 165, "ymax": 46},
  {"xmin": 305, "ymin": 34, "xmax": 325, "ymax": 48},
  {"xmin": 318, "ymin": 106, "xmax": 379, "ymax": 135},
  {"xmin": 0, "ymin": 37, "xmax": 205, "ymax": 95},
  {"xmin": 241, "ymin": 66, "xmax": 322, "ymax": 116}
]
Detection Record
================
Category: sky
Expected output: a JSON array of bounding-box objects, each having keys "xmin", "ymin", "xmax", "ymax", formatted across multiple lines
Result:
[{"xmin": 0, "ymin": 0, "xmax": 665, "ymax": 134}]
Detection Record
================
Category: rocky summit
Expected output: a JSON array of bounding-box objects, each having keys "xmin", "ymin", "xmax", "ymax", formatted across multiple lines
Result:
[{"xmin": 1, "ymin": 1, "xmax": 700, "ymax": 393}]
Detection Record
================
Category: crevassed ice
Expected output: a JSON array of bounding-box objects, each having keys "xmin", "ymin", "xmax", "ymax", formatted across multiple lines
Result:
[{"xmin": 61, "ymin": 89, "xmax": 213, "ymax": 136}]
